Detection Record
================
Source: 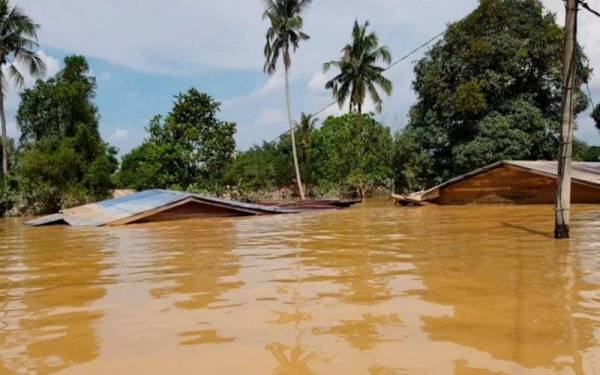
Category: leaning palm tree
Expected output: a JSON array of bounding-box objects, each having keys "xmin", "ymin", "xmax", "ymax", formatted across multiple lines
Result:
[
  {"xmin": 0, "ymin": 0, "xmax": 46, "ymax": 175},
  {"xmin": 263, "ymin": 0, "xmax": 311, "ymax": 200},
  {"xmin": 323, "ymin": 20, "xmax": 392, "ymax": 114}
]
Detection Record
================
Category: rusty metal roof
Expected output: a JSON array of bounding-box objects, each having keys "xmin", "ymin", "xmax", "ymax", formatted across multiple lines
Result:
[
  {"xmin": 25, "ymin": 189, "xmax": 296, "ymax": 227},
  {"xmin": 505, "ymin": 160, "xmax": 600, "ymax": 185},
  {"xmin": 412, "ymin": 160, "xmax": 600, "ymax": 201}
]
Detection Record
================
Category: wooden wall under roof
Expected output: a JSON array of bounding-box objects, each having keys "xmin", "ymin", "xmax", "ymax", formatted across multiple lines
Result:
[{"xmin": 435, "ymin": 165, "xmax": 600, "ymax": 204}]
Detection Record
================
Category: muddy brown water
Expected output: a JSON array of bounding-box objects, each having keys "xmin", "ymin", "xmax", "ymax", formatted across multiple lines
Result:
[{"xmin": 2, "ymin": 201, "xmax": 600, "ymax": 374}]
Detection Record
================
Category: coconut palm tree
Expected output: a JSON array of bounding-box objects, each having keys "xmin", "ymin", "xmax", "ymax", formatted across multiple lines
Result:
[
  {"xmin": 323, "ymin": 20, "xmax": 392, "ymax": 114},
  {"xmin": 263, "ymin": 0, "xmax": 312, "ymax": 199},
  {"xmin": 0, "ymin": 0, "xmax": 46, "ymax": 175},
  {"xmin": 295, "ymin": 112, "xmax": 316, "ymax": 165}
]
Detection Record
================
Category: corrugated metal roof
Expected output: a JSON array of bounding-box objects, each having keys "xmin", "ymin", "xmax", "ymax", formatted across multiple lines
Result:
[
  {"xmin": 25, "ymin": 189, "xmax": 295, "ymax": 227},
  {"xmin": 412, "ymin": 160, "xmax": 600, "ymax": 201},
  {"xmin": 506, "ymin": 160, "xmax": 600, "ymax": 186}
]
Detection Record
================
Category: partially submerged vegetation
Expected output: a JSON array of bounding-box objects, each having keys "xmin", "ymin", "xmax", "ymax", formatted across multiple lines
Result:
[{"xmin": 1, "ymin": 0, "xmax": 600, "ymax": 217}]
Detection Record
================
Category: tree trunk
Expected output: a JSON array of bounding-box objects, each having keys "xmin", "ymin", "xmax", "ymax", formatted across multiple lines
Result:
[
  {"xmin": 284, "ymin": 64, "xmax": 305, "ymax": 200},
  {"xmin": 554, "ymin": 0, "xmax": 577, "ymax": 239},
  {"xmin": 0, "ymin": 87, "xmax": 8, "ymax": 175},
  {"xmin": 358, "ymin": 101, "xmax": 362, "ymax": 114}
]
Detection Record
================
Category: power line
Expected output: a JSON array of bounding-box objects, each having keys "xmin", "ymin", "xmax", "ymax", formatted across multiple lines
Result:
[
  {"xmin": 267, "ymin": 29, "xmax": 446, "ymax": 143},
  {"xmin": 586, "ymin": 81, "xmax": 596, "ymax": 110},
  {"xmin": 579, "ymin": 0, "xmax": 600, "ymax": 17}
]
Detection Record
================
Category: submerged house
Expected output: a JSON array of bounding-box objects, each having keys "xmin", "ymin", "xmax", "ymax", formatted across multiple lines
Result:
[
  {"xmin": 26, "ymin": 189, "xmax": 295, "ymax": 227},
  {"xmin": 395, "ymin": 160, "xmax": 600, "ymax": 205}
]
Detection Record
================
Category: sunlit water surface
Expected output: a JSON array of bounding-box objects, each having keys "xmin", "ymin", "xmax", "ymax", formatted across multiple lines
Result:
[{"xmin": 2, "ymin": 201, "xmax": 600, "ymax": 374}]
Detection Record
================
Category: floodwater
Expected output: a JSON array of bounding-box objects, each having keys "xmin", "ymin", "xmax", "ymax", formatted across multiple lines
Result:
[{"xmin": 1, "ymin": 201, "xmax": 600, "ymax": 374}]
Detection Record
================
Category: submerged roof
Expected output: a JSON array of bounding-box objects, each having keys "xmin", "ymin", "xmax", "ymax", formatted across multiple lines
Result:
[
  {"xmin": 413, "ymin": 160, "xmax": 600, "ymax": 201},
  {"xmin": 26, "ymin": 189, "xmax": 295, "ymax": 227}
]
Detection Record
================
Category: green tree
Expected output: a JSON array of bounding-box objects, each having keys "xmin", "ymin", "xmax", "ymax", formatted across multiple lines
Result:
[
  {"xmin": 276, "ymin": 112, "xmax": 317, "ymax": 187},
  {"xmin": 592, "ymin": 104, "xmax": 600, "ymax": 130},
  {"xmin": 0, "ymin": 137, "xmax": 15, "ymax": 214},
  {"xmin": 18, "ymin": 55, "xmax": 99, "ymax": 145},
  {"xmin": 398, "ymin": 0, "xmax": 591, "ymax": 189},
  {"xmin": 224, "ymin": 141, "xmax": 289, "ymax": 195},
  {"xmin": 310, "ymin": 113, "xmax": 393, "ymax": 200},
  {"xmin": 584, "ymin": 146, "xmax": 600, "ymax": 162},
  {"xmin": 13, "ymin": 56, "xmax": 117, "ymax": 214},
  {"xmin": 116, "ymin": 88, "xmax": 236, "ymax": 192},
  {"xmin": 263, "ymin": 0, "xmax": 312, "ymax": 199},
  {"xmin": 0, "ymin": 0, "xmax": 46, "ymax": 174},
  {"xmin": 323, "ymin": 20, "xmax": 392, "ymax": 114}
]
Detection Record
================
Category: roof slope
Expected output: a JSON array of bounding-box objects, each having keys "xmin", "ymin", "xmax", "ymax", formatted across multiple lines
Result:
[
  {"xmin": 26, "ymin": 189, "xmax": 295, "ymax": 227},
  {"xmin": 413, "ymin": 160, "xmax": 600, "ymax": 202}
]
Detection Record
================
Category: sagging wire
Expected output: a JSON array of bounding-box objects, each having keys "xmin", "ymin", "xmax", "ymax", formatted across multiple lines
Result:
[{"xmin": 267, "ymin": 29, "xmax": 447, "ymax": 144}]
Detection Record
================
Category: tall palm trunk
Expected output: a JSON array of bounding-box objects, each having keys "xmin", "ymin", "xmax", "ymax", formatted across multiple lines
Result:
[
  {"xmin": 284, "ymin": 64, "xmax": 305, "ymax": 200},
  {"xmin": 0, "ymin": 81, "xmax": 8, "ymax": 175}
]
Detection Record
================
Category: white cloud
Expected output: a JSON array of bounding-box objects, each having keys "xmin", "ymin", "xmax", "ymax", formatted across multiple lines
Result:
[
  {"xmin": 110, "ymin": 128, "xmax": 129, "ymax": 140},
  {"xmin": 257, "ymin": 71, "xmax": 285, "ymax": 95},
  {"xmin": 307, "ymin": 71, "xmax": 329, "ymax": 92},
  {"xmin": 6, "ymin": 120, "xmax": 18, "ymax": 138},
  {"xmin": 12, "ymin": 0, "xmax": 600, "ymax": 149},
  {"xmin": 15, "ymin": 0, "xmax": 474, "ymax": 75},
  {"xmin": 97, "ymin": 72, "xmax": 112, "ymax": 82},
  {"xmin": 256, "ymin": 109, "xmax": 286, "ymax": 126}
]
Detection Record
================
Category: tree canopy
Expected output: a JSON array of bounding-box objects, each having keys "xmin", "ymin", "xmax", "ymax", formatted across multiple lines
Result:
[
  {"xmin": 396, "ymin": 0, "xmax": 592, "ymax": 190},
  {"xmin": 310, "ymin": 113, "xmax": 393, "ymax": 198},
  {"xmin": 593, "ymin": 104, "xmax": 600, "ymax": 130},
  {"xmin": 8, "ymin": 55, "xmax": 117, "ymax": 214},
  {"xmin": 116, "ymin": 88, "xmax": 236, "ymax": 192},
  {"xmin": 263, "ymin": 0, "xmax": 312, "ymax": 73},
  {"xmin": 324, "ymin": 20, "xmax": 392, "ymax": 113}
]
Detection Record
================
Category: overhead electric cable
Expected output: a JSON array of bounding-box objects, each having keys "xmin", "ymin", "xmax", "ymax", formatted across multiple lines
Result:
[
  {"xmin": 579, "ymin": 0, "xmax": 600, "ymax": 17},
  {"xmin": 268, "ymin": 29, "xmax": 446, "ymax": 143}
]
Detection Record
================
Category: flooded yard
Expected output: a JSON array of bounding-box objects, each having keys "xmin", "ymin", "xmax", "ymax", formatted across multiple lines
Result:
[{"xmin": 1, "ymin": 201, "xmax": 600, "ymax": 374}]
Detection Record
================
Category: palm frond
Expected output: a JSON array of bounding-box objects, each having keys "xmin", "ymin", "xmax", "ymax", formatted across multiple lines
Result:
[
  {"xmin": 323, "ymin": 19, "xmax": 393, "ymax": 113},
  {"xmin": 7, "ymin": 63, "xmax": 24, "ymax": 88}
]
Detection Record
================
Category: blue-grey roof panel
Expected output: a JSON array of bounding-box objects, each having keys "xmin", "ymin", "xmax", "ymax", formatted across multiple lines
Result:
[{"xmin": 25, "ymin": 189, "xmax": 294, "ymax": 227}]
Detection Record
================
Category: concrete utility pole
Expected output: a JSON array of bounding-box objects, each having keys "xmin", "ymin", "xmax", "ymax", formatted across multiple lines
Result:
[{"xmin": 555, "ymin": 0, "xmax": 578, "ymax": 239}]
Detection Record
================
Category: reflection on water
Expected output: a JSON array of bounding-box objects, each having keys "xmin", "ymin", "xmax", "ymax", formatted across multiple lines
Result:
[
  {"xmin": 1, "ymin": 202, "xmax": 600, "ymax": 374},
  {"xmin": 0, "ymin": 221, "xmax": 115, "ymax": 373}
]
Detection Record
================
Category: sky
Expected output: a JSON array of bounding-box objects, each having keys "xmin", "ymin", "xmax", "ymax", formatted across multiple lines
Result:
[{"xmin": 6, "ymin": 0, "xmax": 600, "ymax": 156}]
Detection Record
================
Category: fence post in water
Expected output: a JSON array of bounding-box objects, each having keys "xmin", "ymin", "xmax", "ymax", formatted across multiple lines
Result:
[{"xmin": 555, "ymin": 0, "xmax": 578, "ymax": 239}]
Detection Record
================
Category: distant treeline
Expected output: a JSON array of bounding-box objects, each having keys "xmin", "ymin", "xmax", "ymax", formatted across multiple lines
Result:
[{"xmin": 2, "ymin": 0, "xmax": 600, "ymax": 216}]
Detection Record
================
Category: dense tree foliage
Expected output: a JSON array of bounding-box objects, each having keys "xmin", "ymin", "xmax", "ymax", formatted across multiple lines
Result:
[
  {"xmin": 224, "ymin": 141, "xmax": 291, "ymax": 195},
  {"xmin": 18, "ymin": 56, "xmax": 98, "ymax": 145},
  {"xmin": 324, "ymin": 20, "xmax": 392, "ymax": 113},
  {"xmin": 310, "ymin": 113, "xmax": 393, "ymax": 198},
  {"xmin": 396, "ymin": 0, "xmax": 592, "ymax": 190},
  {"xmin": 226, "ymin": 113, "xmax": 394, "ymax": 199},
  {"xmin": 116, "ymin": 88, "xmax": 236, "ymax": 192},
  {"xmin": 576, "ymin": 142, "xmax": 600, "ymax": 162},
  {"xmin": 5, "ymin": 56, "xmax": 117, "ymax": 215},
  {"xmin": 593, "ymin": 104, "xmax": 600, "ymax": 130}
]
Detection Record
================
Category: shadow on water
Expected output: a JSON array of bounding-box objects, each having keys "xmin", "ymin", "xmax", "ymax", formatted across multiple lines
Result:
[{"xmin": 501, "ymin": 222, "xmax": 555, "ymax": 238}]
